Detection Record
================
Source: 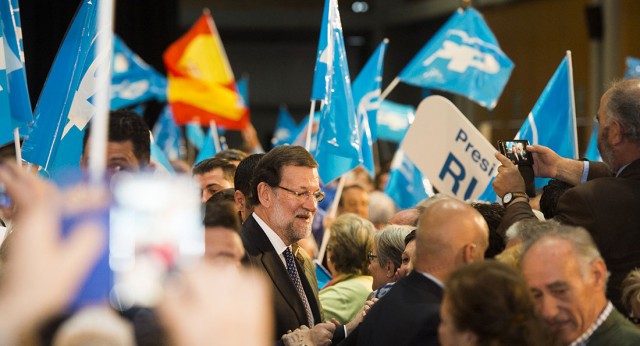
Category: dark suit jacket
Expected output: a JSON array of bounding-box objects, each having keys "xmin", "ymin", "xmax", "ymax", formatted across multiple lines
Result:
[
  {"xmin": 340, "ymin": 271, "xmax": 443, "ymax": 346},
  {"xmin": 588, "ymin": 307, "xmax": 640, "ymax": 345},
  {"xmin": 241, "ymin": 215, "xmax": 323, "ymax": 339},
  {"xmin": 499, "ymin": 159, "xmax": 640, "ymax": 313}
]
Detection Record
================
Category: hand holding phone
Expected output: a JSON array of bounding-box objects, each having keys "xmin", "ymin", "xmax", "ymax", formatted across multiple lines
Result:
[{"xmin": 497, "ymin": 140, "xmax": 536, "ymax": 197}]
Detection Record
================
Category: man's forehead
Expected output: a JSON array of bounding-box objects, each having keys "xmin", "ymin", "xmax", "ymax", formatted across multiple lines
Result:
[
  {"xmin": 280, "ymin": 165, "xmax": 319, "ymax": 184},
  {"xmin": 523, "ymin": 239, "xmax": 581, "ymax": 283}
]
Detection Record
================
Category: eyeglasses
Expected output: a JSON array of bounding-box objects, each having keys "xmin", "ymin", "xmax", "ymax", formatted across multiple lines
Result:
[
  {"xmin": 367, "ymin": 251, "xmax": 378, "ymax": 264},
  {"xmin": 275, "ymin": 185, "xmax": 325, "ymax": 203}
]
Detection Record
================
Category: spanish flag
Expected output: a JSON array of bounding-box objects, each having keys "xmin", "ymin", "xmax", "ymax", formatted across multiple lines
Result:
[{"xmin": 164, "ymin": 10, "xmax": 249, "ymax": 129}]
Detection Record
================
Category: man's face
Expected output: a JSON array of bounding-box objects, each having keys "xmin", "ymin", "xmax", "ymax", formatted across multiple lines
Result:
[
  {"xmin": 267, "ymin": 165, "xmax": 320, "ymax": 245},
  {"xmin": 339, "ymin": 187, "xmax": 369, "ymax": 219},
  {"xmin": 82, "ymin": 140, "xmax": 142, "ymax": 174},
  {"xmin": 194, "ymin": 168, "xmax": 233, "ymax": 203},
  {"xmin": 521, "ymin": 238, "xmax": 602, "ymax": 344},
  {"xmin": 398, "ymin": 239, "xmax": 416, "ymax": 278}
]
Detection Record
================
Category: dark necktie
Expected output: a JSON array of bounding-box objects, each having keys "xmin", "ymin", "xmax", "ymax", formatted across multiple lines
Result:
[{"xmin": 283, "ymin": 247, "xmax": 314, "ymax": 327}]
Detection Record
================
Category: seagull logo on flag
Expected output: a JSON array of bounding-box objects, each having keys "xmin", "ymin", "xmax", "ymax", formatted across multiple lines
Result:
[{"xmin": 423, "ymin": 30, "xmax": 500, "ymax": 74}]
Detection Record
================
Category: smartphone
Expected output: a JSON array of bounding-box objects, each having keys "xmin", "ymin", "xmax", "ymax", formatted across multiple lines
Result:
[
  {"xmin": 109, "ymin": 173, "xmax": 204, "ymax": 309},
  {"xmin": 497, "ymin": 140, "xmax": 536, "ymax": 197}
]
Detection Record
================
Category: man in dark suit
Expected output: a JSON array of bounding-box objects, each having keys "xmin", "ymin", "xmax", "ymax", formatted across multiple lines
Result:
[
  {"xmin": 341, "ymin": 197, "xmax": 489, "ymax": 345},
  {"xmin": 493, "ymin": 79, "xmax": 640, "ymax": 314},
  {"xmin": 240, "ymin": 146, "xmax": 336, "ymax": 345}
]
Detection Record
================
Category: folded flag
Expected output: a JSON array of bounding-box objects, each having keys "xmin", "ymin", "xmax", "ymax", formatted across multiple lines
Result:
[
  {"xmin": 152, "ymin": 105, "xmax": 183, "ymax": 161},
  {"xmin": 164, "ymin": 10, "xmax": 248, "ymax": 129},
  {"xmin": 271, "ymin": 105, "xmax": 298, "ymax": 147},
  {"xmin": 625, "ymin": 57, "xmax": 640, "ymax": 79},
  {"xmin": 384, "ymin": 149, "xmax": 433, "ymax": 210},
  {"xmin": 398, "ymin": 7, "xmax": 513, "ymax": 110}
]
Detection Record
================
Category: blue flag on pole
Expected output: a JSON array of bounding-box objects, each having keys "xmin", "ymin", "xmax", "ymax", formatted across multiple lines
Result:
[
  {"xmin": 313, "ymin": 2, "xmax": 362, "ymax": 184},
  {"xmin": 237, "ymin": 76, "xmax": 249, "ymax": 105},
  {"xmin": 111, "ymin": 35, "xmax": 167, "ymax": 109},
  {"xmin": 0, "ymin": 0, "xmax": 32, "ymax": 126},
  {"xmin": 271, "ymin": 105, "xmax": 298, "ymax": 147},
  {"xmin": 625, "ymin": 57, "xmax": 640, "ymax": 79},
  {"xmin": 150, "ymin": 142, "xmax": 175, "ymax": 174},
  {"xmin": 352, "ymin": 39, "xmax": 388, "ymax": 176},
  {"xmin": 516, "ymin": 54, "xmax": 577, "ymax": 188},
  {"xmin": 376, "ymin": 100, "xmax": 415, "ymax": 143},
  {"xmin": 185, "ymin": 122, "xmax": 205, "ymax": 150},
  {"xmin": 384, "ymin": 149, "xmax": 433, "ymax": 209},
  {"xmin": 398, "ymin": 7, "xmax": 513, "ymax": 110},
  {"xmin": 152, "ymin": 105, "xmax": 182, "ymax": 161},
  {"xmin": 310, "ymin": 0, "xmax": 333, "ymax": 101},
  {"xmin": 0, "ymin": 44, "xmax": 13, "ymax": 145},
  {"xmin": 292, "ymin": 112, "xmax": 320, "ymax": 151},
  {"xmin": 195, "ymin": 124, "xmax": 219, "ymax": 165},
  {"xmin": 584, "ymin": 121, "xmax": 602, "ymax": 162},
  {"xmin": 22, "ymin": 0, "xmax": 110, "ymax": 174}
]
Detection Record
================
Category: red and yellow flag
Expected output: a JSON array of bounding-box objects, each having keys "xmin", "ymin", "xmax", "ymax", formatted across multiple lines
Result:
[{"xmin": 163, "ymin": 11, "xmax": 249, "ymax": 129}]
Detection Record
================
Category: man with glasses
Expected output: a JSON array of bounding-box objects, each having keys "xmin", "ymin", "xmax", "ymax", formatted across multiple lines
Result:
[{"xmin": 241, "ymin": 145, "xmax": 338, "ymax": 346}]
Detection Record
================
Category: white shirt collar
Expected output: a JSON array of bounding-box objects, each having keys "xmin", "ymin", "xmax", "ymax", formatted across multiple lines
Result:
[
  {"xmin": 418, "ymin": 271, "xmax": 445, "ymax": 289},
  {"xmin": 252, "ymin": 212, "xmax": 289, "ymax": 256}
]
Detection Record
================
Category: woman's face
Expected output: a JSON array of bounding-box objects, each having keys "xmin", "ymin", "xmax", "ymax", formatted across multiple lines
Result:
[
  {"xmin": 367, "ymin": 244, "xmax": 394, "ymax": 291},
  {"xmin": 438, "ymin": 296, "xmax": 476, "ymax": 346}
]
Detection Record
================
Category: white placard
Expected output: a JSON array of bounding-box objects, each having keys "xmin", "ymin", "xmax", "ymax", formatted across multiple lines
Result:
[{"xmin": 401, "ymin": 96, "xmax": 499, "ymax": 201}]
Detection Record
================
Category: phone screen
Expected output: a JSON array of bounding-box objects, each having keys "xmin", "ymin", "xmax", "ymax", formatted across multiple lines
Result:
[{"xmin": 499, "ymin": 140, "xmax": 533, "ymax": 166}]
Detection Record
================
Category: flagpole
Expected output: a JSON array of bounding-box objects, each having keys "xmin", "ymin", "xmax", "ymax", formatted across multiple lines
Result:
[
  {"xmin": 305, "ymin": 100, "xmax": 316, "ymax": 150},
  {"xmin": 567, "ymin": 50, "xmax": 579, "ymax": 159},
  {"xmin": 379, "ymin": 77, "xmax": 400, "ymax": 102},
  {"xmin": 317, "ymin": 175, "xmax": 346, "ymax": 261},
  {"xmin": 209, "ymin": 120, "xmax": 222, "ymax": 153},
  {"xmin": 88, "ymin": 0, "xmax": 114, "ymax": 185},
  {"xmin": 13, "ymin": 128, "xmax": 21, "ymax": 165}
]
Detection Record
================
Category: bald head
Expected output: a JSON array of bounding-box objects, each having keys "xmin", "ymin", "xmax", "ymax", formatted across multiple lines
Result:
[{"xmin": 414, "ymin": 198, "xmax": 489, "ymax": 280}]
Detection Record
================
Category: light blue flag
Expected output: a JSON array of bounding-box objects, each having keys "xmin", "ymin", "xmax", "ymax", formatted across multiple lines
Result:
[
  {"xmin": 384, "ymin": 149, "xmax": 433, "ymax": 210},
  {"xmin": 150, "ymin": 142, "xmax": 175, "ymax": 173},
  {"xmin": 292, "ymin": 112, "xmax": 320, "ymax": 151},
  {"xmin": 625, "ymin": 57, "xmax": 640, "ymax": 79},
  {"xmin": 310, "ymin": 0, "xmax": 333, "ymax": 101},
  {"xmin": 0, "ymin": 0, "xmax": 32, "ymax": 126},
  {"xmin": 376, "ymin": 100, "xmax": 415, "ymax": 143},
  {"xmin": 516, "ymin": 54, "xmax": 577, "ymax": 188},
  {"xmin": 584, "ymin": 121, "xmax": 602, "ymax": 162},
  {"xmin": 398, "ymin": 7, "xmax": 513, "ymax": 110},
  {"xmin": 314, "ymin": 16, "xmax": 362, "ymax": 184},
  {"xmin": 271, "ymin": 105, "xmax": 298, "ymax": 147},
  {"xmin": 22, "ymin": 0, "xmax": 110, "ymax": 173},
  {"xmin": 352, "ymin": 39, "xmax": 388, "ymax": 176},
  {"xmin": 152, "ymin": 105, "xmax": 182, "ymax": 161},
  {"xmin": 186, "ymin": 122, "xmax": 205, "ymax": 150},
  {"xmin": 237, "ymin": 76, "xmax": 249, "ymax": 105},
  {"xmin": 111, "ymin": 36, "xmax": 166, "ymax": 109},
  {"xmin": 0, "ymin": 46, "xmax": 12, "ymax": 145},
  {"xmin": 194, "ymin": 125, "xmax": 219, "ymax": 165}
]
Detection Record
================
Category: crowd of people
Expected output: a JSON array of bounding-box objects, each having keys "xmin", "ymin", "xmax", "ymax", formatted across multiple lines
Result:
[{"xmin": 1, "ymin": 80, "xmax": 640, "ymax": 345}]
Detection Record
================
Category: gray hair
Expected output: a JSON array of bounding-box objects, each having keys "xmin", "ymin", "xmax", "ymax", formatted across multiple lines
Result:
[
  {"xmin": 521, "ymin": 223, "xmax": 604, "ymax": 279},
  {"xmin": 605, "ymin": 79, "xmax": 640, "ymax": 146},
  {"xmin": 622, "ymin": 269, "xmax": 640, "ymax": 314},
  {"xmin": 505, "ymin": 219, "xmax": 561, "ymax": 244},
  {"xmin": 367, "ymin": 191, "xmax": 396, "ymax": 228},
  {"xmin": 375, "ymin": 224, "xmax": 413, "ymax": 269}
]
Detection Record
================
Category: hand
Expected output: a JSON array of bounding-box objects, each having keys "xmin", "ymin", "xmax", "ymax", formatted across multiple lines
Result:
[
  {"xmin": 159, "ymin": 263, "xmax": 271, "ymax": 346},
  {"xmin": 309, "ymin": 322, "xmax": 335, "ymax": 346},
  {"xmin": 492, "ymin": 152, "xmax": 526, "ymax": 198},
  {"xmin": 0, "ymin": 162, "xmax": 106, "ymax": 338},
  {"xmin": 528, "ymin": 145, "xmax": 584, "ymax": 185},
  {"xmin": 241, "ymin": 123, "xmax": 262, "ymax": 152},
  {"xmin": 344, "ymin": 298, "xmax": 378, "ymax": 333},
  {"xmin": 281, "ymin": 326, "xmax": 313, "ymax": 346}
]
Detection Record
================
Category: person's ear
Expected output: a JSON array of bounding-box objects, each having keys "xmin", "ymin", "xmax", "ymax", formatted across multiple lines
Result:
[
  {"xmin": 609, "ymin": 120, "xmax": 624, "ymax": 145},
  {"xmin": 234, "ymin": 190, "xmax": 245, "ymax": 213},
  {"xmin": 590, "ymin": 258, "xmax": 608, "ymax": 290},
  {"xmin": 257, "ymin": 182, "xmax": 272, "ymax": 207},
  {"xmin": 462, "ymin": 243, "xmax": 479, "ymax": 264}
]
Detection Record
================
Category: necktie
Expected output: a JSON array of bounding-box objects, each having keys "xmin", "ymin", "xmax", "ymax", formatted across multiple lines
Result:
[{"xmin": 283, "ymin": 247, "xmax": 315, "ymax": 327}]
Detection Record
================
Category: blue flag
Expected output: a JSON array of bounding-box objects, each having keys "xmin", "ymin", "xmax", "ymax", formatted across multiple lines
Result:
[
  {"xmin": 311, "ymin": 0, "xmax": 333, "ymax": 101},
  {"xmin": 237, "ymin": 76, "xmax": 249, "ymax": 105},
  {"xmin": 376, "ymin": 100, "xmax": 415, "ymax": 143},
  {"xmin": 152, "ymin": 105, "xmax": 182, "ymax": 161},
  {"xmin": 271, "ymin": 105, "xmax": 298, "ymax": 147},
  {"xmin": 398, "ymin": 7, "xmax": 513, "ymax": 110},
  {"xmin": 185, "ymin": 122, "xmax": 205, "ymax": 150},
  {"xmin": 150, "ymin": 142, "xmax": 175, "ymax": 174},
  {"xmin": 516, "ymin": 54, "xmax": 577, "ymax": 188},
  {"xmin": 0, "ymin": 46, "xmax": 12, "ymax": 145},
  {"xmin": 384, "ymin": 149, "xmax": 433, "ymax": 210},
  {"xmin": 292, "ymin": 112, "xmax": 320, "ymax": 151},
  {"xmin": 111, "ymin": 35, "xmax": 166, "ymax": 109},
  {"xmin": 313, "ymin": 4, "xmax": 362, "ymax": 184},
  {"xmin": 22, "ymin": 0, "xmax": 110, "ymax": 173},
  {"xmin": 0, "ymin": 0, "xmax": 32, "ymax": 126},
  {"xmin": 625, "ymin": 57, "xmax": 640, "ymax": 79},
  {"xmin": 194, "ymin": 124, "xmax": 219, "ymax": 165},
  {"xmin": 584, "ymin": 121, "xmax": 602, "ymax": 162},
  {"xmin": 352, "ymin": 39, "xmax": 388, "ymax": 176}
]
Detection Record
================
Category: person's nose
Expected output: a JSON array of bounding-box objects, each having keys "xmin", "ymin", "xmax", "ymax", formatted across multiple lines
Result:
[
  {"xmin": 302, "ymin": 194, "xmax": 318, "ymax": 212},
  {"xmin": 539, "ymin": 294, "xmax": 560, "ymax": 322}
]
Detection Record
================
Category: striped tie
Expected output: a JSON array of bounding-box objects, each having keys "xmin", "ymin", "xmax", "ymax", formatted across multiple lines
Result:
[{"xmin": 283, "ymin": 247, "xmax": 314, "ymax": 327}]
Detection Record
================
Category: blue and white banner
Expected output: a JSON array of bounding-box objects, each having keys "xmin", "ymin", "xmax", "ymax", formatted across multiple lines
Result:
[
  {"xmin": 22, "ymin": 0, "xmax": 111, "ymax": 173},
  {"xmin": 271, "ymin": 105, "xmax": 298, "ymax": 147},
  {"xmin": 376, "ymin": 100, "xmax": 415, "ymax": 143},
  {"xmin": 152, "ymin": 105, "xmax": 182, "ymax": 161},
  {"xmin": 0, "ymin": 0, "xmax": 32, "ymax": 126},
  {"xmin": 402, "ymin": 96, "xmax": 500, "ymax": 201},
  {"xmin": 111, "ymin": 35, "xmax": 166, "ymax": 109},
  {"xmin": 384, "ymin": 149, "xmax": 433, "ymax": 210},
  {"xmin": 625, "ymin": 57, "xmax": 640, "ymax": 79},
  {"xmin": 398, "ymin": 7, "xmax": 513, "ymax": 110},
  {"xmin": 352, "ymin": 39, "xmax": 388, "ymax": 176},
  {"xmin": 584, "ymin": 121, "xmax": 602, "ymax": 162}
]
